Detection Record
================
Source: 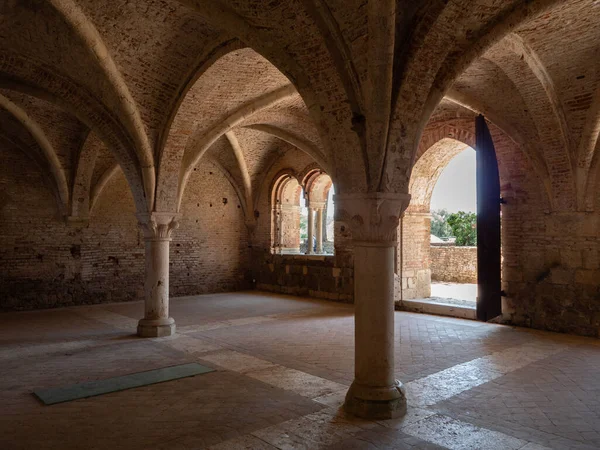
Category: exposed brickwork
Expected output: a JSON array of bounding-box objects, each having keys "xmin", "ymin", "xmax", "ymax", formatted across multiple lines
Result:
[
  {"xmin": 0, "ymin": 1, "xmax": 599, "ymax": 340},
  {"xmin": 0, "ymin": 146, "xmax": 249, "ymax": 310},
  {"xmin": 402, "ymin": 100, "xmax": 600, "ymax": 337},
  {"xmin": 501, "ymin": 209, "xmax": 600, "ymax": 337},
  {"xmin": 492, "ymin": 121, "xmax": 600, "ymax": 337},
  {"xmin": 431, "ymin": 245, "xmax": 477, "ymax": 284},
  {"xmin": 173, "ymin": 161, "xmax": 251, "ymax": 296},
  {"xmin": 398, "ymin": 212, "xmax": 431, "ymax": 300}
]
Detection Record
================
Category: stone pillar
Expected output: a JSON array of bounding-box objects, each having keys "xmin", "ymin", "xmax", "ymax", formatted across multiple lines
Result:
[
  {"xmin": 306, "ymin": 207, "xmax": 315, "ymax": 254},
  {"xmin": 136, "ymin": 212, "xmax": 179, "ymax": 337},
  {"xmin": 315, "ymin": 206, "xmax": 324, "ymax": 254},
  {"xmin": 336, "ymin": 192, "xmax": 411, "ymax": 419}
]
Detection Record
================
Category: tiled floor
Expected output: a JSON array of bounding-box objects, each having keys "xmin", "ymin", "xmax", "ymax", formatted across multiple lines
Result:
[{"xmin": 1, "ymin": 291, "xmax": 599, "ymax": 449}]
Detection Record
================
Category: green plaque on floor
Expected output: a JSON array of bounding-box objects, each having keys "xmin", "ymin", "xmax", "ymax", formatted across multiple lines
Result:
[{"xmin": 34, "ymin": 362, "xmax": 214, "ymax": 405}]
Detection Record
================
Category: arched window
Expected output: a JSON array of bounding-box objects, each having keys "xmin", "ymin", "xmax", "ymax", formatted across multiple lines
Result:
[
  {"xmin": 302, "ymin": 170, "xmax": 334, "ymax": 254},
  {"xmin": 271, "ymin": 169, "xmax": 334, "ymax": 255},
  {"xmin": 271, "ymin": 173, "xmax": 302, "ymax": 254}
]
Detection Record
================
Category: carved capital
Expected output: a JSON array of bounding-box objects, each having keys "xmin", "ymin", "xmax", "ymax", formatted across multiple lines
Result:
[
  {"xmin": 136, "ymin": 212, "xmax": 180, "ymax": 241},
  {"xmin": 309, "ymin": 201, "xmax": 326, "ymax": 210},
  {"xmin": 335, "ymin": 193, "xmax": 411, "ymax": 244}
]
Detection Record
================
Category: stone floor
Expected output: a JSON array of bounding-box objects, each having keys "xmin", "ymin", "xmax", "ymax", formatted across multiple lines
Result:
[
  {"xmin": 1, "ymin": 291, "xmax": 599, "ymax": 450},
  {"xmin": 430, "ymin": 283, "xmax": 477, "ymax": 306}
]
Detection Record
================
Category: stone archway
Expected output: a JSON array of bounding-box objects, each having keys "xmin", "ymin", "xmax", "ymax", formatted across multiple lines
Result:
[
  {"xmin": 399, "ymin": 138, "xmax": 472, "ymax": 301},
  {"xmin": 271, "ymin": 172, "xmax": 303, "ymax": 254},
  {"xmin": 303, "ymin": 170, "xmax": 333, "ymax": 254}
]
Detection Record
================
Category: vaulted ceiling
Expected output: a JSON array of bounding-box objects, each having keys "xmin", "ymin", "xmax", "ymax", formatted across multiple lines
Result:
[{"xmin": 0, "ymin": 0, "xmax": 598, "ymax": 220}]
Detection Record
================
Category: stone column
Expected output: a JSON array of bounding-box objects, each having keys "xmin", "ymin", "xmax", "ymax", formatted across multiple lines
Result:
[
  {"xmin": 136, "ymin": 212, "xmax": 179, "ymax": 337},
  {"xmin": 315, "ymin": 205, "xmax": 324, "ymax": 254},
  {"xmin": 336, "ymin": 192, "xmax": 411, "ymax": 419},
  {"xmin": 306, "ymin": 207, "xmax": 315, "ymax": 254}
]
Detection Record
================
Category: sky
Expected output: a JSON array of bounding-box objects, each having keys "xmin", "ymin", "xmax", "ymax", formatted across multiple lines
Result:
[{"xmin": 430, "ymin": 147, "xmax": 476, "ymax": 213}]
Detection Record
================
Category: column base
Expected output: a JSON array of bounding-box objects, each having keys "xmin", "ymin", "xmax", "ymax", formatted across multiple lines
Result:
[
  {"xmin": 137, "ymin": 317, "xmax": 176, "ymax": 337},
  {"xmin": 343, "ymin": 380, "xmax": 407, "ymax": 420}
]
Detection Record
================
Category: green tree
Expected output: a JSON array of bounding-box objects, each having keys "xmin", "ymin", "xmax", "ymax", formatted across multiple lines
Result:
[
  {"xmin": 299, "ymin": 215, "xmax": 307, "ymax": 239},
  {"xmin": 447, "ymin": 211, "xmax": 477, "ymax": 246},
  {"xmin": 431, "ymin": 209, "xmax": 452, "ymax": 238}
]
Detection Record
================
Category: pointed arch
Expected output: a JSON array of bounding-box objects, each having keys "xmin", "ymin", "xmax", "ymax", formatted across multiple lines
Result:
[
  {"xmin": 225, "ymin": 130, "xmax": 253, "ymax": 219},
  {"xmin": 243, "ymin": 124, "xmax": 330, "ymax": 173},
  {"xmin": 579, "ymin": 85, "xmax": 600, "ymax": 211},
  {"xmin": 48, "ymin": 0, "xmax": 155, "ymax": 209},
  {"xmin": 0, "ymin": 93, "xmax": 69, "ymax": 213},
  {"xmin": 409, "ymin": 138, "xmax": 469, "ymax": 211},
  {"xmin": 70, "ymin": 129, "xmax": 95, "ymax": 219},
  {"xmin": 0, "ymin": 53, "xmax": 148, "ymax": 212},
  {"xmin": 386, "ymin": 0, "xmax": 564, "ymax": 193},
  {"xmin": 444, "ymin": 89, "xmax": 554, "ymax": 209},
  {"xmin": 177, "ymin": 0, "xmax": 367, "ymax": 193},
  {"xmin": 176, "ymin": 85, "xmax": 297, "ymax": 210},
  {"xmin": 89, "ymin": 163, "xmax": 120, "ymax": 214}
]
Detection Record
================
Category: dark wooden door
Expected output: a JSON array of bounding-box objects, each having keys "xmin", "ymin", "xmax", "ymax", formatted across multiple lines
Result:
[{"xmin": 475, "ymin": 115, "xmax": 502, "ymax": 321}]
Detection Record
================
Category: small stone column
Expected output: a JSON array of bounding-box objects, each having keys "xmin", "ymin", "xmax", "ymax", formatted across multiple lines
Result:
[
  {"xmin": 136, "ymin": 212, "xmax": 179, "ymax": 337},
  {"xmin": 306, "ymin": 207, "xmax": 315, "ymax": 254},
  {"xmin": 315, "ymin": 205, "xmax": 324, "ymax": 254},
  {"xmin": 336, "ymin": 192, "xmax": 411, "ymax": 419}
]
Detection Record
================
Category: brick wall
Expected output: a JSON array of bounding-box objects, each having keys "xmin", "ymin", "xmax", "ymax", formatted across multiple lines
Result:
[
  {"xmin": 430, "ymin": 245, "xmax": 477, "ymax": 283},
  {"xmin": 397, "ymin": 212, "xmax": 431, "ymax": 299},
  {"xmin": 398, "ymin": 119, "xmax": 600, "ymax": 337},
  {"xmin": 492, "ymin": 129, "xmax": 600, "ymax": 337},
  {"xmin": 501, "ymin": 208, "xmax": 600, "ymax": 337},
  {"xmin": 171, "ymin": 161, "xmax": 251, "ymax": 296},
  {"xmin": 3, "ymin": 128, "xmax": 599, "ymax": 337},
  {"xmin": 0, "ymin": 145, "xmax": 249, "ymax": 310}
]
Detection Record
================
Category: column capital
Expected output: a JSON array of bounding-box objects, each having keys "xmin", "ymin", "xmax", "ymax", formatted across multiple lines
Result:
[
  {"xmin": 335, "ymin": 193, "xmax": 411, "ymax": 244},
  {"xmin": 136, "ymin": 212, "xmax": 180, "ymax": 241},
  {"xmin": 309, "ymin": 201, "xmax": 326, "ymax": 210}
]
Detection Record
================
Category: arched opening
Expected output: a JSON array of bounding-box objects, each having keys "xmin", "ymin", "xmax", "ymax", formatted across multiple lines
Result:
[
  {"xmin": 271, "ymin": 173, "xmax": 303, "ymax": 254},
  {"xmin": 301, "ymin": 170, "xmax": 334, "ymax": 255},
  {"xmin": 429, "ymin": 147, "xmax": 477, "ymax": 306},
  {"xmin": 399, "ymin": 138, "xmax": 479, "ymax": 316},
  {"xmin": 270, "ymin": 169, "xmax": 334, "ymax": 255}
]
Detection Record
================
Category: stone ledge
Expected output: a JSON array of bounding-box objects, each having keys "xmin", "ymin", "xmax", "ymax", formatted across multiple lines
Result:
[
  {"xmin": 273, "ymin": 253, "xmax": 335, "ymax": 262},
  {"xmin": 396, "ymin": 299, "xmax": 477, "ymax": 320}
]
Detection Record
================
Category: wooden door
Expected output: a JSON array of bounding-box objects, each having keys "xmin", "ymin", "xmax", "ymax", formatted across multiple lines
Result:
[{"xmin": 476, "ymin": 115, "xmax": 502, "ymax": 321}]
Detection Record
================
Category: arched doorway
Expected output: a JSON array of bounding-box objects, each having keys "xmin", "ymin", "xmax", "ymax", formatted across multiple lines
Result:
[
  {"xmin": 400, "ymin": 138, "xmax": 473, "ymax": 301},
  {"xmin": 399, "ymin": 118, "xmax": 503, "ymax": 321}
]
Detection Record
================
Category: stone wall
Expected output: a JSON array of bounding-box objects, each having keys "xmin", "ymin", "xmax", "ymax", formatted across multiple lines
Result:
[
  {"xmin": 490, "ymin": 129, "xmax": 600, "ymax": 337},
  {"xmin": 254, "ymin": 251, "xmax": 353, "ymax": 302},
  {"xmin": 431, "ymin": 245, "xmax": 477, "ymax": 283},
  {"xmin": 501, "ymin": 209, "xmax": 600, "ymax": 337},
  {"xmin": 251, "ymin": 147, "xmax": 355, "ymax": 302},
  {"xmin": 398, "ymin": 212, "xmax": 431, "ymax": 299},
  {"xmin": 0, "ymin": 146, "xmax": 250, "ymax": 310},
  {"xmin": 399, "ymin": 119, "xmax": 600, "ymax": 337}
]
